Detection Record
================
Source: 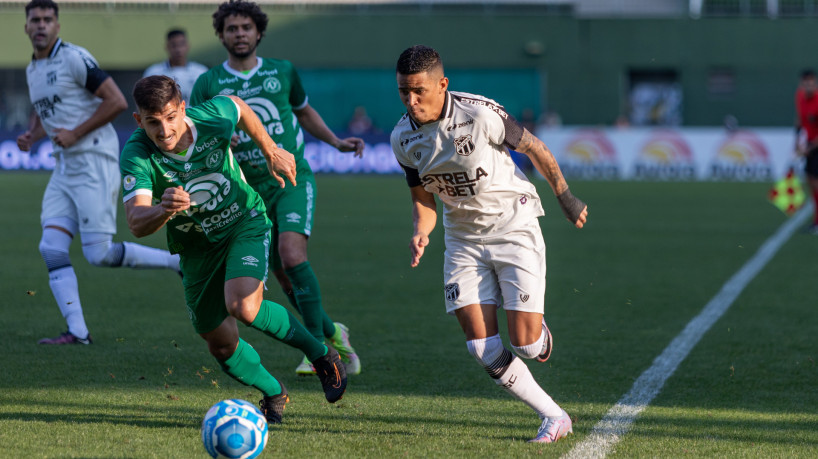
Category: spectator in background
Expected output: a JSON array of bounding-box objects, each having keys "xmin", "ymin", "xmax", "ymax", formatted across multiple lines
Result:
[
  {"xmin": 794, "ymin": 69, "xmax": 818, "ymax": 233},
  {"xmin": 347, "ymin": 105, "xmax": 376, "ymax": 135},
  {"xmin": 143, "ymin": 29, "xmax": 208, "ymax": 104}
]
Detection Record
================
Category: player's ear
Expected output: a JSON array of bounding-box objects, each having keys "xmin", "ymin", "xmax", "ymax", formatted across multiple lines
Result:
[
  {"xmin": 133, "ymin": 112, "xmax": 142, "ymax": 128},
  {"xmin": 439, "ymin": 76, "xmax": 449, "ymax": 92}
]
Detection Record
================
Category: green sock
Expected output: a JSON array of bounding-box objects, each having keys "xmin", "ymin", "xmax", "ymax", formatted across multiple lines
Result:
[
  {"xmin": 251, "ymin": 299, "xmax": 327, "ymax": 361},
  {"xmin": 219, "ymin": 338, "xmax": 282, "ymax": 397},
  {"xmin": 285, "ymin": 261, "xmax": 336, "ymax": 340}
]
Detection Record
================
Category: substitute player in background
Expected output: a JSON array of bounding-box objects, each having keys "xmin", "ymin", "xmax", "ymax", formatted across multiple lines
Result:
[
  {"xmin": 17, "ymin": 0, "xmax": 180, "ymax": 345},
  {"xmin": 191, "ymin": 0, "xmax": 362, "ymax": 376},
  {"xmin": 143, "ymin": 29, "xmax": 208, "ymax": 105},
  {"xmin": 390, "ymin": 45, "xmax": 588, "ymax": 444},
  {"xmin": 794, "ymin": 69, "xmax": 818, "ymax": 233},
  {"xmin": 122, "ymin": 75, "xmax": 346, "ymax": 423}
]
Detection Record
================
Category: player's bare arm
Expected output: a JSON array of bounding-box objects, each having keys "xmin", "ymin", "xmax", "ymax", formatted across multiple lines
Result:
[
  {"xmin": 409, "ymin": 185, "xmax": 437, "ymax": 267},
  {"xmin": 52, "ymin": 77, "xmax": 127, "ymax": 149},
  {"xmin": 16, "ymin": 113, "xmax": 46, "ymax": 152},
  {"xmin": 229, "ymin": 95, "xmax": 297, "ymax": 188},
  {"xmin": 517, "ymin": 128, "xmax": 588, "ymax": 228},
  {"xmin": 294, "ymin": 103, "xmax": 365, "ymax": 157},
  {"xmin": 124, "ymin": 187, "xmax": 190, "ymax": 238}
]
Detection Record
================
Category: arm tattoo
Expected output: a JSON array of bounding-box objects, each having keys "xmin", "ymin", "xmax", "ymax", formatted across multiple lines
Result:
[{"xmin": 518, "ymin": 129, "xmax": 569, "ymax": 195}]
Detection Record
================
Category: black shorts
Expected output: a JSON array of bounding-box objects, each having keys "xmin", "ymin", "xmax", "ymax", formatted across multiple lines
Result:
[{"xmin": 806, "ymin": 148, "xmax": 818, "ymax": 177}]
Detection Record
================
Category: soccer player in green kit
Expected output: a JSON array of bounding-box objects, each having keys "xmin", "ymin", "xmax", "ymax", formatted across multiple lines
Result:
[
  {"xmin": 191, "ymin": 0, "xmax": 362, "ymax": 376},
  {"xmin": 121, "ymin": 75, "xmax": 346, "ymax": 424}
]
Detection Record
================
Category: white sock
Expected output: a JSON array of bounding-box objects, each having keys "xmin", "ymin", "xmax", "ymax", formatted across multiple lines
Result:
[
  {"xmin": 48, "ymin": 266, "xmax": 88, "ymax": 339},
  {"xmin": 512, "ymin": 328, "xmax": 546, "ymax": 359},
  {"xmin": 496, "ymin": 356, "xmax": 563, "ymax": 418},
  {"xmin": 122, "ymin": 242, "xmax": 180, "ymax": 271}
]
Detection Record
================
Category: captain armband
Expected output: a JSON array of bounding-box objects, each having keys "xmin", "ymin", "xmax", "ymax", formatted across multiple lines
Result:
[{"xmin": 556, "ymin": 188, "xmax": 586, "ymax": 223}]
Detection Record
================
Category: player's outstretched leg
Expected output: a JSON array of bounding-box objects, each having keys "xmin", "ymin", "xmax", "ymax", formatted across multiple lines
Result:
[
  {"xmin": 259, "ymin": 383, "xmax": 289, "ymax": 425},
  {"xmin": 467, "ymin": 334, "xmax": 568, "ymax": 443},
  {"xmin": 81, "ymin": 233, "xmax": 180, "ymax": 273},
  {"xmin": 510, "ymin": 317, "xmax": 552, "ymax": 363},
  {"xmin": 311, "ymin": 347, "xmax": 347, "ymax": 403}
]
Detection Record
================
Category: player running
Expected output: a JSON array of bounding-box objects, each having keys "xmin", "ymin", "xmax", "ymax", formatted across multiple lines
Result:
[
  {"xmin": 121, "ymin": 75, "xmax": 346, "ymax": 423},
  {"xmin": 191, "ymin": 0, "xmax": 363, "ymax": 377},
  {"xmin": 390, "ymin": 45, "xmax": 587, "ymax": 444}
]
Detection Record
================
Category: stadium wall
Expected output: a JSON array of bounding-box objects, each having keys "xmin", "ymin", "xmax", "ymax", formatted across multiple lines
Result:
[{"xmin": 0, "ymin": 4, "xmax": 812, "ymax": 132}]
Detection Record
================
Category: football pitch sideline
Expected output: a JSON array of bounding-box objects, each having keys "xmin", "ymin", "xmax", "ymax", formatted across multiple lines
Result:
[{"xmin": 1, "ymin": 171, "xmax": 816, "ymax": 458}]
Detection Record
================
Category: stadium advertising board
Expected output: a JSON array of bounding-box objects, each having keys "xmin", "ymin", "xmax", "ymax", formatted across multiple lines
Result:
[{"xmin": 0, "ymin": 127, "xmax": 796, "ymax": 180}]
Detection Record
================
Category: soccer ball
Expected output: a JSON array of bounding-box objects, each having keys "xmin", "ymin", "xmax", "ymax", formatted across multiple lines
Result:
[{"xmin": 201, "ymin": 399, "xmax": 268, "ymax": 459}]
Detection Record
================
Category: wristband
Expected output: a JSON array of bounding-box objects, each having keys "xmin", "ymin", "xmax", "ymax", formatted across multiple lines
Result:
[{"xmin": 556, "ymin": 189, "xmax": 586, "ymax": 223}]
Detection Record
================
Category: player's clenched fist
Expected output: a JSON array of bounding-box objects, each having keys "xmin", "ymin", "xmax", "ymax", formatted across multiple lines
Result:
[{"xmin": 161, "ymin": 186, "xmax": 191, "ymax": 215}]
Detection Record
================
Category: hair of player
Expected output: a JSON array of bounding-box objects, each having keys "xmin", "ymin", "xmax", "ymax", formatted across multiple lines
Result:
[
  {"xmin": 25, "ymin": 0, "xmax": 59, "ymax": 18},
  {"xmin": 212, "ymin": 0, "xmax": 268, "ymax": 39},
  {"xmin": 133, "ymin": 75, "xmax": 182, "ymax": 114},
  {"xmin": 166, "ymin": 28, "xmax": 186, "ymax": 41},
  {"xmin": 396, "ymin": 45, "xmax": 444, "ymax": 76},
  {"xmin": 801, "ymin": 69, "xmax": 816, "ymax": 80}
]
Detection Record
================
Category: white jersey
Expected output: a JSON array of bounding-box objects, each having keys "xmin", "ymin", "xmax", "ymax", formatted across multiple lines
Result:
[
  {"xmin": 143, "ymin": 60, "xmax": 208, "ymax": 104},
  {"xmin": 26, "ymin": 38, "xmax": 119, "ymax": 160},
  {"xmin": 390, "ymin": 91, "xmax": 544, "ymax": 241}
]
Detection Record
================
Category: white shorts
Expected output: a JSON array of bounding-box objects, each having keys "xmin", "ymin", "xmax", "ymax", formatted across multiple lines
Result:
[
  {"xmin": 41, "ymin": 152, "xmax": 120, "ymax": 235},
  {"xmin": 442, "ymin": 222, "xmax": 546, "ymax": 315}
]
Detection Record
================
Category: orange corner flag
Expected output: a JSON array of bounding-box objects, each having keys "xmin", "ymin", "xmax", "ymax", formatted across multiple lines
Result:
[{"xmin": 768, "ymin": 168, "xmax": 806, "ymax": 216}]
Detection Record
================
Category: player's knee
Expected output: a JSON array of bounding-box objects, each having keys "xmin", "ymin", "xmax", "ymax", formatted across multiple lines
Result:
[
  {"xmin": 39, "ymin": 228, "xmax": 73, "ymax": 272},
  {"xmin": 82, "ymin": 240, "xmax": 125, "ymax": 267},
  {"xmin": 226, "ymin": 300, "xmax": 257, "ymax": 325},
  {"xmin": 512, "ymin": 334, "xmax": 544, "ymax": 359},
  {"xmin": 466, "ymin": 334, "xmax": 514, "ymax": 379},
  {"xmin": 209, "ymin": 342, "xmax": 236, "ymax": 361}
]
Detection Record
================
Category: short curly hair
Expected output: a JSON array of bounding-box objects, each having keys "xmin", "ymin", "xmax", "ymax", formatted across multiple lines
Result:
[
  {"xmin": 212, "ymin": 0, "xmax": 268, "ymax": 39},
  {"xmin": 396, "ymin": 45, "xmax": 444, "ymax": 75}
]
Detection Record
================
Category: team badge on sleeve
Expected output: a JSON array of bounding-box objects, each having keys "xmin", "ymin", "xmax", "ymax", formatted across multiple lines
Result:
[
  {"xmin": 445, "ymin": 283, "xmax": 460, "ymax": 302},
  {"xmin": 123, "ymin": 175, "xmax": 136, "ymax": 191}
]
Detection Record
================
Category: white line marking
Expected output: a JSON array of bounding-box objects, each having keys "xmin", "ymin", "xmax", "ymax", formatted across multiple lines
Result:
[{"xmin": 564, "ymin": 203, "xmax": 813, "ymax": 459}]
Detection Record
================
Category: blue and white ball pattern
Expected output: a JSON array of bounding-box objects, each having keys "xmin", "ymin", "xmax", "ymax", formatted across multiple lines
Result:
[{"xmin": 201, "ymin": 399, "xmax": 268, "ymax": 459}]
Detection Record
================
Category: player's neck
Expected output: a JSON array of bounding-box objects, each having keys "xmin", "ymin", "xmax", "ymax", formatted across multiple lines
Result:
[
  {"xmin": 170, "ymin": 128, "xmax": 194, "ymax": 154},
  {"xmin": 169, "ymin": 58, "xmax": 187, "ymax": 67},
  {"xmin": 33, "ymin": 37, "xmax": 59, "ymax": 60},
  {"xmin": 227, "ymin": 53, "xmax": 257, "ymax": 72}
]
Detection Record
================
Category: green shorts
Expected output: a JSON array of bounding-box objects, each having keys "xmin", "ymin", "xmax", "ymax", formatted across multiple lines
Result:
[
  {"xmin": 180, "ymin": 216, "xmax": 271, "ymax": 334},
  {"xmin": 251, "ymin": 159, "xmax": 316, "ymax": 271}
]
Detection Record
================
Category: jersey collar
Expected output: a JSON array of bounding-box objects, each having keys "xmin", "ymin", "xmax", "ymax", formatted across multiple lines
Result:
[
  {"xmin": 31, "ymin": 37, "xmax": 62, "ymax": 61},
  {"xmin": 407, "ymin": 91, "xmax": 453, "ymax": 131},
  {"xmin": 222, "ymin": 57, "xmax": 262, "ymax": 80}
]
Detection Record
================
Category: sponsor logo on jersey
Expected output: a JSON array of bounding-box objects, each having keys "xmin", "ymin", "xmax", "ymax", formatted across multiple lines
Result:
[
  {"xmin": 184, "ymin": 162, "xmax": 192, "ymax": 172},
  {"xmin": 238, "ymin": 85, "xmax": 263, "ymax": 98},
  {"xmin": 263, "ymin": 77, "xmax": 281, "ymax": 94},
  {"xmin": 218, "ymin": 88, "xmax": 235, "ymax": 96},
  {"xmin": 196, "ymin": 137, "xmax": 219, "ymax": 153},
  {"xmin": 446, "ymin": 117, "xmax": 474, "ymax": 132},
  {"xmin": 163, "ymin": 171, "xmax": 177, "ymax": 180},
  {"xmin": 257, "ymin": 69, "xmax": 279, "ymax": 77},
  {"xmin": 46, "ymin": 71, "xmax": 57, "ymax": 85},
  {"xmin": 218, "ymin": 76, "xmax": 239, "ymax": 84},
  {"xmin": 422, "ymin": 167, "xmax": 488, "ymax": 197},
  {"xmin": 286, "ymin": 212, "xmax": 302, "ymax": 223},
  {"xmin": 454, "ymin": 135, "xmax": 475, "ymax": 156},
  {"xmin": 445, "ymin": 283, "xmax": 460, "ymax": 302},
  {"xmin": 206, "ymin": 149, "xmax": 224, "ymax": 169},
  {"xmin": 460, "ymin": 98, "xmax": 509, "ymax": 120},
  {"xmin": 123, "ymin": 175, "xmax": 136, "ymax": 191},
  {"xmin": 31, "ymin": 94, "xmax": 62, "ymax": 120},
  {"xmin": 241, "ymin": 255, "xmax": 259, "ymax": 266},
  {"xmin": 401, "ymin": 133, "xmax": 423, "ymax": 146}
]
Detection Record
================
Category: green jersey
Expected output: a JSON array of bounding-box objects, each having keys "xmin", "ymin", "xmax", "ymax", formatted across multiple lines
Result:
[
  {"xmin": 191, "ymin": 57, "xmax": 308, "ymax": 186},
  {"xmin": 120, "ymin": 96, "xmax": 268, "ymax": 253}
]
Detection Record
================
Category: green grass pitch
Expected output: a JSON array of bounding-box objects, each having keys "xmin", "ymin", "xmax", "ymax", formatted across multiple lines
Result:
[{"xmin": 1, "ymin": 171, "xmax": 816, "ymax": 457}]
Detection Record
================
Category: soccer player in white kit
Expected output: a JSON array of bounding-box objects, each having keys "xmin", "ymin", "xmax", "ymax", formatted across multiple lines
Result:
[
  {"xmin": 390, "ymin": 45, "xmax": 588, "ymax": 443},
  {"xmin": 17, "ymin": 0, "xmax": 181, "ymax": 345},
  {"xmin": 142, "ymin": 29, "xmax": 208, "ymax": 105}
]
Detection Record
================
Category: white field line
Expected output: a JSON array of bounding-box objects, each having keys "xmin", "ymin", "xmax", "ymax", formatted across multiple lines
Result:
[{"xmin": 563, "ymin": 203, "xmax": 813, "ymax": 459}]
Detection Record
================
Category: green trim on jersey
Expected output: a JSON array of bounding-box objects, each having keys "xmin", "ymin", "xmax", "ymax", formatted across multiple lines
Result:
[
  {"xmin": 191, "ymin": 58, "xmax": 308, "ymax": 186},
  {"xmin": 120, "ymin": 96, "xmax": 268, "ymax": 252}
]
